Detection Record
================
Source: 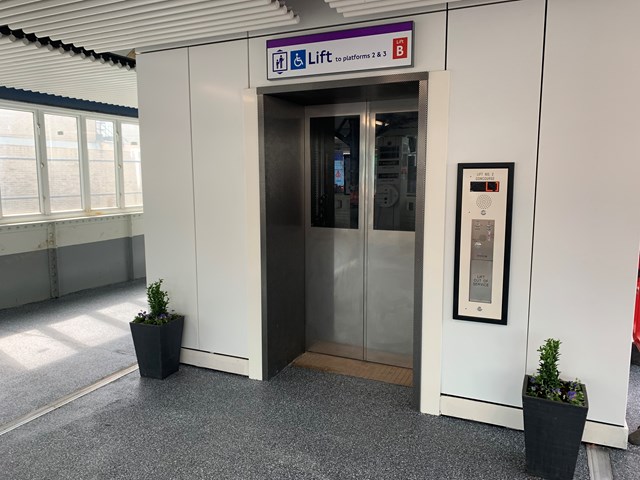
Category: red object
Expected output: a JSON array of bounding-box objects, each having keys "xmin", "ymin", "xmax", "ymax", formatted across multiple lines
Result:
[
  {"xmin": 634, "ymin": 275, "xmax": 640, "ymax": 350},
  {"xmin": 392, "ymin": 37, "xmax": 408, "ymax": 59}
]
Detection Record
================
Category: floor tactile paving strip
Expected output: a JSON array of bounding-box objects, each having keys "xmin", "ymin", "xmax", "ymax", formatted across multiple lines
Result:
[{"xmin": 292, "ymin": 352, "xmax": 413, "ymax": 387}]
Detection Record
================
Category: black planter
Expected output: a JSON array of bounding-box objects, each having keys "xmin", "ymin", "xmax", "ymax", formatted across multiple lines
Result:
[
  {"xmin": 522, "ymin": 375, "xmax": 589, "ymax": 480},
  {"xmin": 130, "ymin": 316, "xmax": 184, "ymax": 379}
]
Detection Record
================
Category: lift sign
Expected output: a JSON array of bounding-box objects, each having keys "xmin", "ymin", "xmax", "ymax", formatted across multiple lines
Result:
[{"xmin": 267, "ymin": 22, "xmax": 413, "ymax": 80}]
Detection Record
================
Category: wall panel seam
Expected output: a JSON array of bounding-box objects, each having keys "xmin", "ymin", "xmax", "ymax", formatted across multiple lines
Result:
[{"xmin": 186, "ymin": 48, "xmax": 201, "ymax": 351}]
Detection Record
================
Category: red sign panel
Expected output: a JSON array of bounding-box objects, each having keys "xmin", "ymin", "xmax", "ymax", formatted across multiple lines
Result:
[{"xmin": 393, "ymin": 37, "xmax": 409, "ymax": 59}]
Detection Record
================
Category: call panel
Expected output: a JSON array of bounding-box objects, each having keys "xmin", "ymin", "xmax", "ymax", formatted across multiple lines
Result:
[{"xmin": 453, "ymin": 163, "xmax": 514, "ymax": 324}]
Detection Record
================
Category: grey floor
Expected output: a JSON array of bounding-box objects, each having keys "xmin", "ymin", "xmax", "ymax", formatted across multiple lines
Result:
[
  {"xmin": 0, "ymin": 280, "xmax": 146, "ymax": 425},
  {"xmin": 0, "ymin": 365, "xmax": 590, "ymax": 480},
  {"xmin": 5, "ymin": 284, "xmax": 640, "ymax": 479}
]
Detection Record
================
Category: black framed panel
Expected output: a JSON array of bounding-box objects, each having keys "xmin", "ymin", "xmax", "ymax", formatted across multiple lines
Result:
[{"xmin": 453, "ymin": 162, "xmax": 514, "ymax": 325}]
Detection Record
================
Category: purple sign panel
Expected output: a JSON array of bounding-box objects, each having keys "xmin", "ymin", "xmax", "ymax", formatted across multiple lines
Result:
[{"xmin": 267, "ymin": 22, "xmax": 414, "ymax": 80}]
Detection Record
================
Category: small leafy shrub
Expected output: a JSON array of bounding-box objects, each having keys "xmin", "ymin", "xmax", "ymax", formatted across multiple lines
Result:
[
  {"xmin": 526, "ymin": 338, "xmax": 585, "ymax": 406},
  {"xmin": 132, "ymin": 279, "xmax": 179, "ymax": 325}
]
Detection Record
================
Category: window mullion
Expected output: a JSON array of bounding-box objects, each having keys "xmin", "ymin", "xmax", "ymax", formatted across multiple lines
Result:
[
  {"xmin": 78, "ymin": 115, "xmax": 91, "ymax": 212},
  {"xmin": 115, "ymin": 120, "xmax": 125, "ymax": 208},
  {"xmin": 35, "ymin": 110, "xmax": 52, "ymax": 215}
]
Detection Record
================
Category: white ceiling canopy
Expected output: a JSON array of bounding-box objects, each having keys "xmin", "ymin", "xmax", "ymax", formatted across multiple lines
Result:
[
  {"xmin": 325, "ymin": 0, "xmax": 458, "ymax": 17},
  {"xmin": 0, "ymin": 28, "xmax": 137, "ymax": 108},
  {"xmin": 0, "ymin": 0, "xmax": 299, "ymax": 53},
  {"xmin": 0, "ymin": 0, "xmax": 300, "ymax": 108}
]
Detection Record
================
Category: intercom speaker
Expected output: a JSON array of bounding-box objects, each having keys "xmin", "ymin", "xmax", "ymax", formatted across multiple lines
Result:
[{"xmin": 476, "ymin": 194, "xmax": 492, "ymax": 210}]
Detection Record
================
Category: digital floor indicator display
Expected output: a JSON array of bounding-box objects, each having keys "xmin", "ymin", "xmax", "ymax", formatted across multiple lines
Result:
[{"xmin": 453, "ymin": 163, "xmax": 514, "ymax": 324}]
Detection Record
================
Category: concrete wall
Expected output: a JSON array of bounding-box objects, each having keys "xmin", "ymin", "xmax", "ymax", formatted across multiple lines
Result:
[
  {"xmin": 0, "ymin": 214, "xmax": 145, "ymax": 309},
  {"xmin": 136, "ymin": 0, "xmax": 640, "ymax": 447}
]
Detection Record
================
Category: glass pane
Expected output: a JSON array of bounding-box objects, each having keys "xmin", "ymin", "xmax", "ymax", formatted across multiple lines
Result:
[
  {"xmin": 45, "ymin": 114, "xmax": 82, "ymax": 212},
  {"xmin": 121, "ymin": 123, "xmax": 142, "ymax": 207},
  {"xmin": 86, "ymin": 119, "xmax": 117, "ymax": 209},
  {"xmin": 0, "ymin": 109, "xmax": 40, "ymax": 215},
  {"xmin": 310, "ymin": 115, "xmax": 359, "ymax": 229},
  {"xmin": 373, "ymin": 112, "xmax": 418, "ymax": 232}
]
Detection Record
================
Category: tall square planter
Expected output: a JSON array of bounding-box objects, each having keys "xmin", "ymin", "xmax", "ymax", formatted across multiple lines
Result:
[
  {"xmin": 522, "ymin": 375, "xmax": 588, "ymax": 480},
  {"xmin": 130, "ymin": 316, "xmax": 184, "ymax": 379}
]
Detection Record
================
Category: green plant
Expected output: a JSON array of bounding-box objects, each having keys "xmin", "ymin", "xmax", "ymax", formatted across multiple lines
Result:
[
  {"xmin": 147, "ymin": 279, "xmax": 169, "ymax": 317},
  {"xmin": 527, "ymin": 338, "xmax": 585, "ymax": 406},
  {"xmin": 536, "ymin": 338, "xmax": 562, "ymax": 398},
  {"xmin": 132, "ymin": 279, "xmax": 179, "ymax": 325}
]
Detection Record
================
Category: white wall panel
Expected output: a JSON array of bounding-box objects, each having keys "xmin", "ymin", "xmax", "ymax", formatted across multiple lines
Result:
[
  {"xmin": 0, "ymin": 214, "xmax": 143, "ymax": 255},
  {"xmin": 243, "ymin": 88, "xmax": 263, "ymax": 379},
  {"xmin": 442, "ymin": 0, "xmax": 544, "ymax": 406},
  {"xmin": 248, "ymin": 12, "xmax": 446, "ymax": 88},
  {"xmin": 55, "ymin": 216, "xmax": 129, "ymax": 248},
  {"xmin": 188, "ymin": 42, "xmax": 250, "ymax": 358},
  {"xmin": 131, "ymin": 213, "xmax": 144, "ymax": 237},
  {"xmin": 137, "ymin": 49, "xmax": 199, "ymax": 349},
  {"xmin": 0, "ymin": 223, "xmax": 48, "ymax": 255},
  {"xmin": 530, "ymin": 0, "xmax": 640, "ymax": 426}
]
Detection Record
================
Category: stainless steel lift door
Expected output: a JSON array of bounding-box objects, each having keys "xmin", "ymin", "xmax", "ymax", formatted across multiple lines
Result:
[{"xmin": 305, "ymin": 100, "xmax": 418, "ymax": 368}]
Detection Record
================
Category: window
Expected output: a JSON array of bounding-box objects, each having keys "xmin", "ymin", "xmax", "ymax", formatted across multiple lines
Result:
[
  {"xmin": 310, "ymin": 115, "xmax": 360, "ymax": 229},
  {"xmin": 0, "ymin": 102, "xmax": 141, "ymax": 222},
  {"xmin": 45, "ymin": 114, "xmax": 82, "ymax": 212},
  {"xmin": 121, "ymin": 123, "xmax": 142, "ymax": 207},
  {"xmin": 86, "ymin": 119, "xmax": 117, "ymax": 209},
  {"xmin": 0, "ymin": 108, "xmax": 40, "ymax": 216}
]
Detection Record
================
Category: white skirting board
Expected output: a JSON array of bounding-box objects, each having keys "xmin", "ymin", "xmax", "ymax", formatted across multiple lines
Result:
[
  {"xmin": 180, "ymin": 348, "xmax": 249, "ymax": 376},
  {"xmin": 439, "ymin": 395, "xmax": 629, "ymax": 450}
]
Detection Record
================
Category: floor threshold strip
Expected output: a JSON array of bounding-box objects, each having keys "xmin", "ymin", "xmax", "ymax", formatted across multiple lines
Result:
[
  {"xmin": 587, "ymin": 443, "xmax": 613, "ymax": 480},
  {"xmin": 0, "ymin": 363, "xmax": 139, "ymax": 437}
]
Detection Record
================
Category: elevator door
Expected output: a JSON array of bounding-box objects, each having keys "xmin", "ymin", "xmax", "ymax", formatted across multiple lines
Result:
[{"xmin": 306, "ymin": 100, "xmax": 418, "ymax": 368}]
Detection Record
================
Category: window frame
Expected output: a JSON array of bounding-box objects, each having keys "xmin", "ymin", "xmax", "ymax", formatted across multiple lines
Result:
[
  {"xmin": 83, "ymin": 115, "xmax": 119, "ymax": 211},
  {"xmin": 0, "ymin": 105, "xmax": 43, "ymax": 217},
  {"xmin": 0, "ymin": 99, "xmax": 141, "ymax": 225},
  {"xmin": 120, "ymin": 121, "xmax": 143, "ymax": 208}
]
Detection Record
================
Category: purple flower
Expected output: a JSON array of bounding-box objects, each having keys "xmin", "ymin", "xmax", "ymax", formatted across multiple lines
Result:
[{"xmin": 568, "ymin": 391, "xmax": 576, "ymax": 400}]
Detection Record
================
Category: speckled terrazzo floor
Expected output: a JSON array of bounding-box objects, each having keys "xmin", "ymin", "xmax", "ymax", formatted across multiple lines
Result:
[
  {"xmin": 0, "ymin": 279, "xmax": 146, "ymax": 426},
  {"xmin": 0, "ymin": 365, "xmax": 591, "ymax": 480},
  {"xmin": 609, "ymin": 363, "xmax": 640, "ymax": 479}
]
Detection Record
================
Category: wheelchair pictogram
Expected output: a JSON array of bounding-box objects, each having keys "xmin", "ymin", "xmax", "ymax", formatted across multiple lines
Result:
[{"xmin": 290, "ymin": 49, "xmax": 307, "ymax": 70}]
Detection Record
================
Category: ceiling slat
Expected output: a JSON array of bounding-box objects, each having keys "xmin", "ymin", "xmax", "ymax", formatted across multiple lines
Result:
[
  {"xmin": 72, "ymin": 11, "xmax": 296, "ymax": 50},
  {"xmin": 12, "ymin": 0, "xmax": 268, "ymax": 32},
  {"xmin": 325, "ymin": 0, "xmax": 456, "ymax": 17},
  {"xmin": 90, "ymin": 16, "xmax": 301, "ymax": 52},
  {"xmin": 0, "ymin": 1, "xmax": 85, "ymax": 17},
  {"xmin": 64, "ymin": 6, "xmax": 290, "ymax": 45},
  {"xmin": 39, "ymin": 2, "xmax": 281, "ymax": 37}
]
